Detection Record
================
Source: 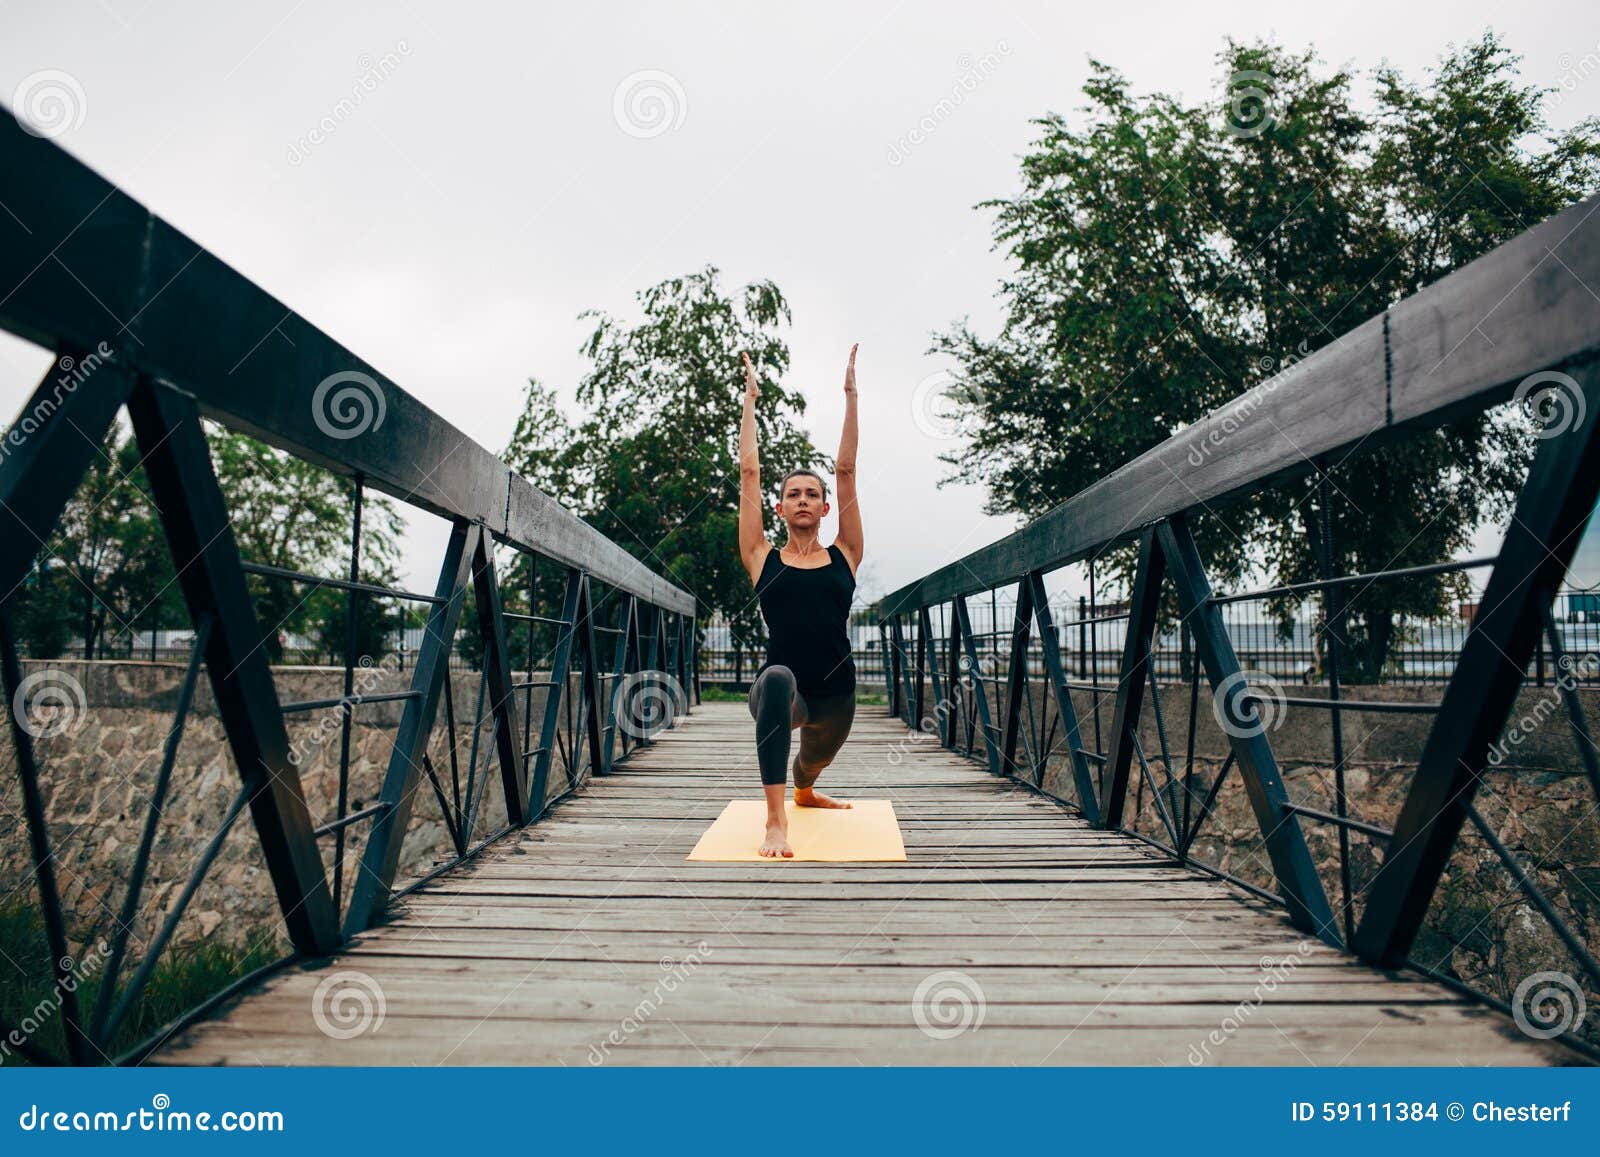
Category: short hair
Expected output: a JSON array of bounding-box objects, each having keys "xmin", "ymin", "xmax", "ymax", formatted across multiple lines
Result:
[{"xmin": 778, "ymin": 469, "xmax": 827, "ymax": 502}]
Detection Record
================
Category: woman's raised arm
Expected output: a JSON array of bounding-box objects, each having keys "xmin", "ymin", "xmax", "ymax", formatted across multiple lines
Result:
[
  {"xmin": 834, "ymin": 343, "xmax": 863, "ymax": 575},
  {"xmin": 737, "ymin": 351, "xmax": 770, "ymax": 585}
]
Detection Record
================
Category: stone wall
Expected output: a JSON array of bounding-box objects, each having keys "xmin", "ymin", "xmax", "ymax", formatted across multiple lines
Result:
[{"xmin": 0, "ymin": 658, "xmax": 594, "ymax": 964}]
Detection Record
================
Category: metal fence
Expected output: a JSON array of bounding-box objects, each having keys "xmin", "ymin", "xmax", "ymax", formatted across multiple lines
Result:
[
  {"xmin": 873, "ymin": 191, "xmax": 1600, "ymax": 1054},
  {"xmin": 698, "ymin": 587, "xmax": 1600, "ymax": 691},
  {"xmin": 0, "ymin": 112, "xmax": 698, "ymax": 1065}
]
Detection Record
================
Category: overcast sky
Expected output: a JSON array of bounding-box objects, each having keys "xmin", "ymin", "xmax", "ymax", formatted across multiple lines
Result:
[{"xmin": 3, "ymin": 0, "xmax": 1598, "ymax": 607}]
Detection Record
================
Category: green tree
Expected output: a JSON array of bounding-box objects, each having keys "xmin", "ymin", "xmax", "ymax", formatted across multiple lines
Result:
[
  {"xmin": 310, "ymin": 581, "xmax": 401, "ymax": 665},
  {"xmin": 5, "ymin": 419, "xmax": 406, "ymax": 664},
  {"xmin": 10, "ymin": 557, "xmax": 76, "ymax": 659},
  {"xmin": 934, "ymin": 32, "xmax": 1600, "ymax": 680},
  {"xmin": 39, "ymin": 425, "xmax": 180, "ymax": 659},
  {"xmin": 206, "ymin": 423, "xmax": 406, "ymax": 663},
  {"xmin": 504, "ymin": 266, "xmax": 821, "ymax": 664}
]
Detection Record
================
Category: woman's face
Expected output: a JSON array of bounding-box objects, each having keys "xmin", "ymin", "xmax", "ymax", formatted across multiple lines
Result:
[{"xmin": 775, "ymin": 475, "xmax": 829, "ymax": 530}]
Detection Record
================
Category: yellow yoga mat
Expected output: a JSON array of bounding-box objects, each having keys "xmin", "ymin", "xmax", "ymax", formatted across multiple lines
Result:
[{"xmin": 686, "ymin": 799, "xmax": 907, "ymax": 862}]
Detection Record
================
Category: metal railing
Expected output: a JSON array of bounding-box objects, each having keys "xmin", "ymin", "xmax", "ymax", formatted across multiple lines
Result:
[
  {"xmin": 0, "ymin": 112, "xmax": 700, "ymax": 1065},
  {"xmin": 696, "ymin": 589, "xmax": 1600, "ymax": 691},
  {"xmin": 873, "ymin": 191, "xmax": 1600, "ymax": 1054}
]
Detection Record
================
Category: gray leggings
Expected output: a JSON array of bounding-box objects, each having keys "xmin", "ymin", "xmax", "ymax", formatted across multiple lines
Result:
[{"xmin": 747, "ymin": 665, "xmax": 856, "ymax": 789}]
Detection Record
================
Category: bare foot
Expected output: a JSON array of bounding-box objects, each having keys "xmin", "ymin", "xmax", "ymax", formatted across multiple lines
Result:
[
  {"xmin": 759, "ymin": 822, "xmax": 793, "ymax": 858},
  {"xmin": 794, "ymin": 787, "xmax": 852, "ymax": 809}
]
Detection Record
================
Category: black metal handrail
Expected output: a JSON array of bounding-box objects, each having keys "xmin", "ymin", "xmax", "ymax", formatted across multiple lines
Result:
[
  {"xmin": 0, "ymin": 111, "xmax": 703, "ymax": 1065},
  {"xmin": 873, "ymin": 190, "xmax": 1600, "ymax": 1054}
]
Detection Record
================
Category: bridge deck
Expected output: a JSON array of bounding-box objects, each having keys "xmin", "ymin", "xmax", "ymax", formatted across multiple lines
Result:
[{"xmin": 156, "ymin": 703, "xmax": 1581, "ymax": 1065}]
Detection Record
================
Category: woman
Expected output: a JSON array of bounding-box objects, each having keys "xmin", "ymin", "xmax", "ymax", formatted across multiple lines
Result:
[{"xmin": 738, "ymin": 344, "xmax": 863, "ymax": 857}]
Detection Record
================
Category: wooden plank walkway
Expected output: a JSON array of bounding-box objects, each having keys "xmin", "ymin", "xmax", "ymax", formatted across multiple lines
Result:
[{"xmin": 154, "ymin": 702, "xmax": 1586, "ymax": 1066}]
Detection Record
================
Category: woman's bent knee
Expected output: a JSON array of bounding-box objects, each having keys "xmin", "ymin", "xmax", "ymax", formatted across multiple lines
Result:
[{"xmin": 747, "ymin": 665, "xmax": 797, "ymax": 719}]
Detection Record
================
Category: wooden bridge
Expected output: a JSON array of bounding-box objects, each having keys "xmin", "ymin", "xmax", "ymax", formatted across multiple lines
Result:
[
  {"xmin": 3, "ymin": 114, "xmax": 1599, "ymax": 1068},
  {"xmin": 153, "ymin": 702, "xmax": 1581, "ymax": 1066}
]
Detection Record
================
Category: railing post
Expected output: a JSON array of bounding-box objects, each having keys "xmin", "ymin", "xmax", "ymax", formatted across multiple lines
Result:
[
  {"xmin": 888, "ymin": 615, "xmax": 911, "ymax": 727},
  {"xmin": 1000, "ymin": 576, "xmax": 1036, "ymax": 780},
  {"xmin": 603, "ymin": 594, "xmax": 638, "ymax": 766},
  {"xmin": 690, "ymin": 617, "xmax": 702, "ymax": 706},
  {"xmin": 471, "ymin": 533, "xmax": 529, "ymax": 824},
  {"xmin": 911, "ymin": 608, "xmax": 927, "ymax": 731},
  {"xmin": 878, "ymin": 619, "xmax": 896, "ymax": 715},
  {"xmin": 1029, "ymin": 573, "xmax": 1100, "ymax": 821},
  {"xmin": 1156, "ymin": 514, "xmax": 1339, "ymax": 946},
  {"xmin": 573, "ymin": 573, "xmax": 608, "ymax": 783},
  {"xmin": 126, "ymin": 378, "xmax": 341, "ymax": 955},
  {"xmin": 1354, "ymin": 359, "xmax": 1600, "ymax": 966},
  {"xmin": 954, "ymin": 597, "xmax": 1003, "ymax": 776},
  {"xmin": 943, "ymin": 603, "xmax": 962, "ymax": 748},
  {"xmin": 0, "ymin": 608, "xmax": 90, "ymax": 1062},
  {"xmin": 644, "ymin": 602, "xmax": 667, "ymax": 737},
  {"xmin": 918, "ymin": 605, "xmax": 945, "ymax": 740},
  {"xmin": 670, "ymin": 611, "xmax": 690, "ymax": 716},
  {"xmin": 531, "ymin": 568, "xmax": 582, "ymax": 808},
  {"xmin": 1101, "ymin": 529, "xmax": 1166, "ymax": 830},
  {"xmin": 638, "ymin": 601, "xmax": 659, "ymax": 742},
  {"xmin": 1077, "ymin": 595, "xmax": 1088, "ymax": 678},
  {"xmin": 344, "ymin": 520, "xmax": 477, "ymax": 937}
]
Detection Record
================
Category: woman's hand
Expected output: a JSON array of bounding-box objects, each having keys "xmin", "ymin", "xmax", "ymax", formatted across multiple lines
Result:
[
  {"xmin": 741, "ymin": 351, "xmax": 760, "ymax": 400},
  {"xmin": 843, "ymin": 343, "xmax": 859, "ymax": 395}
]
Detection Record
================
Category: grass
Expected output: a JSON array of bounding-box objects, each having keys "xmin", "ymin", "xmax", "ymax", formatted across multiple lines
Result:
[{"xmin": 0, "ymin": 895, "xmax": 284, "ymax": 1065}]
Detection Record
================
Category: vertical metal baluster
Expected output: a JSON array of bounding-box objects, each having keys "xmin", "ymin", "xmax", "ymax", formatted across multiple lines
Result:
[
  {"xmin": 460, "ymin": 636, "xmax": 489, "ymax": 844},
  {"xmin": 443, "ymin": 647, "xmax": 462, "ymax": 833},
  {"xmin": 1315, "ymin": 467, "xmax": 1355, "ymax": 946},
  {"xmin": 1089, "ymin": 559, "xmax": 1103, "ymax": 764},
  {"xmin": 0, "ymin": 607, "xmax": 90, "ymax": 1063},
  {"xmin": 534, "ymin": 556, "xmax": 547, "ymax": 774},
  {"xmin": 332, "ymin": 475, "xmax": 363, "ymax": 918},
  {"xmin": 91, "ymin": 611, "xmax": 214, "ymax": 1046},
  {"xmin": 1182, "ymin": 618, "xmax": 1200, "ymax": 853},
  {"xmin": 1077, "ymin": 595, "xmax": 1087, "ymax": 679},
  {"xmin": 1540, "ymin": 602, "xmax": 1600, "ymax": 802}
]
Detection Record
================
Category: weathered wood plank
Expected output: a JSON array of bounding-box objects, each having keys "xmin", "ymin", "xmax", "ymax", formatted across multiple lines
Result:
[{"xmin": 155, "ymin": 702, "xmax": 1586, "ymax": 1066}]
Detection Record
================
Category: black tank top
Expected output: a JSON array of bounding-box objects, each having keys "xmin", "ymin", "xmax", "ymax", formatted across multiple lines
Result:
[{"xmin": 754, "ymin": 542, "xmax": 857, "ymax": 696}]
